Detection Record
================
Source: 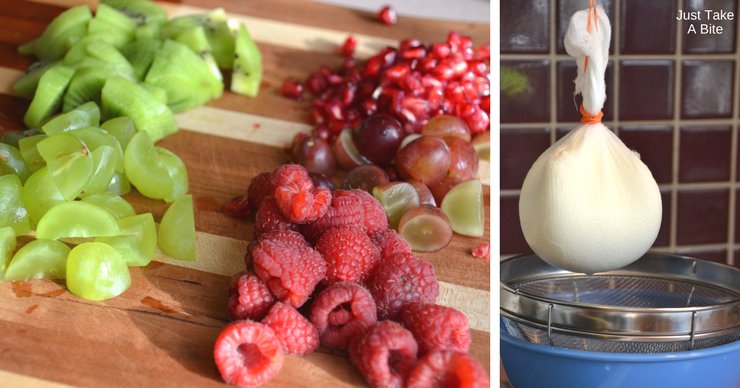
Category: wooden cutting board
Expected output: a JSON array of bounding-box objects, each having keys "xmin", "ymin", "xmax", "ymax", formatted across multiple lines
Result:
[{"xmin": 0, "ymin": 1, "xmax": 491, "ymax": 386}]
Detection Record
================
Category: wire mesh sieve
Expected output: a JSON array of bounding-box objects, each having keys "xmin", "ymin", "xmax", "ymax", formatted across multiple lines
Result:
[{"xmin": 500, "ymin": 254, "xmax": 740, "ymax": 353}]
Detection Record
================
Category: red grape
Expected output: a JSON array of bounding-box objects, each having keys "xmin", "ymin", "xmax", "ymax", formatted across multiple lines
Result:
[
  {"xmin": 421, "ymin": 115, "xmax": 471, "ymax": 142},
  {"xmin": 352, "ymin": 114, "xmax": 404, "ymax": 166},
  {"xmin": 406, "ymin": 179, "xmax": 436, "ymax": 206},
  {"xmin": 443, "ymin": 136, "xmax": 479, "ymax": 180},
  {"xmin": 343, "ymin": 165, "xmax": 390, "ymax": 192},
  {"xmin": 291, "ymin": 135, "xmax": 336, "ymax": 177},
  {"xmin": 395, "ymin": 135, "xmax": 451, "ymax": 186}
]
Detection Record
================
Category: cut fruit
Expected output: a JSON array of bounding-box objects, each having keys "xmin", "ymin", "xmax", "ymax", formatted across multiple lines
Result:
[
  {"xmin": 0, "ymin": 143, "xmax": 31, "ymax": 182},
  {"xmin": 97, "ymin": 213, "xmax": 156, "ymax": 267},
  {"xmin": 0, "ymin": 175, "xmax": 31, "ymax": 235},
  {"xmin": 372, "ymin": 181, "xmax": 420, "ymax": 228},
  {"xmin": 20, "ymin": 5, "xmax": 92, "ymax": 61},
  {"xmin": 120, "ymin": 39, "xmax": 161, "ymax": 80},
  {"xmin": 13, "ymin": 61, "xmax": 57, "ymax": 99},
  {"xmin": 440, "ymin": 179, "xmax": 484, "ymax": 237},
  {"xmin": 41, "ymin": 101, "xmax": 100, "ymax": 135},
  {"xmin": 173, "ymin": 26, "xmax": 223, "ymax": 81},
  {"xmin": 398, "ymin": 205, "xmax": 453, "ymax": 252},
  {"xmin": 21, "ymin": 167, "xmax": 65, "ymax": 225},
  {"xmin": 86, "ymin": 19, "xmax": 133, "ymax": 49},
  {"xmin": 62, "ymin": 63, "xmax": 132, "ymax": 113},
  {"xmin": 94, "ymin": 3, "xmax": 137, "ymax": 36},
  {"xmin": 68, "ymin": 127, "xmax": 124, "ymax": 172},
  {"xmin": 66, "ymin": 242, "xmax": 131, "ymax": 301},
  {"xmin": 81, "ymin": 145, "xmax": 119, "ymax": 195},
  {"xmin": 100, "ymin": 116, "xmax": 136, "ymax": 151},
  {"xmin": 101, "ymin": 76, "xmax": 177, "ymax": 142},
  {"xmin": 84, "ymin": 41, "xmax": 136, "ymax": 77},
  {"xmin": 36, "ymin": 133, "xmax": 93, "ymax": 200},
  {"xmin": 158, "ymin": 195, "xmax": 195, "ymax": 261},
  {"xmin": 471, "ymin": 131, "xmax": 490, "ymax": 161},
  {"xmin": 144, "ymin": 39, "xmax": 223, "ymax": 112},
  {"xmin": 124, "ymin": 131, "xmax": 188, "ymax": 202},
  {"xmin": 0, "ymin": 226, "xmax": 15, "ymax": 278},
  {"xmin": 106, "ymin": 171, "xmax": 131, "ymax": 196},
  {"xmin": 4, "ymin": 239, "xmax": 70, "ymax": 281},
  {"xmin": 333, "ymin": 128, "xmax": 370, "ymax": 170},
  {"xmin": 231, "ymin": 23, "xmax": 262, "ymax": 97},
  {"xmin": 36, "ymin": 201, "xmax": 120, "ymax": 240},
  {"xmin": 23, "ymin": 65, "xmax": 75, "ymax": 129},
  {"xmin": 161, "ymin": 8, "xmax": 235, "ymax": 69},
  {"xmin": 63, "ymin": 35, "xmax": 122, "ymax": 66},
  {"xmin": 101, "ymin": 0, "xmax": 167, "ymax": 25},
  {"xmin": 81, "ymin": 192, "xmax": 135, "ymax": 219}
]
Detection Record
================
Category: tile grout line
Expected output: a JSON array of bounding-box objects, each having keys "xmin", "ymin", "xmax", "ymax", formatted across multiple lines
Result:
[
  {"xmin": 501, "ymin": 118, "xmax": 737, "ymax": 128},
  {"xmin": 669, "ymin": 0, "xmax": 684, "ymax": 254},
  {"xmin": 549, "ymin": 0, "xmax": 557, "ymax": 145},
  {"xmin": 500, "ymin": 53, "xmax": 739, "ymax": 60}
]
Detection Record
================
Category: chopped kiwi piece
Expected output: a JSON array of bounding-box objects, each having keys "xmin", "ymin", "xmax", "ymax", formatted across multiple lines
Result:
[
  {"xmin": 20, "ymin": 5, "xmax": 92, "ymax": 60},
  {"xmin": 135, "ymin": 23, "xmax": 160, "ymax": 40},
  {"xmin": 42, "ymin": 101, "xmax": 100, "ymax": 135},
  {"xmin": 13, "ymin": 61, "xmax": 58, "ymax": 99},
  {"xmin": 101, "ymin": 76, "xmax": 177, "ymax": 142},
  {"xmin": 24, "ymin": 65, "xmax": 75, "ymax": 129},
  {"xmin": 63, "ymin": 63, "xmax": 131, "ymax": 112},
  {"xmin": 64, "ymin": 35, "xmax": 117, "ymax": 65},
  {"xmin": 231, "ymin": 23, "xmax": 262, "ymax": 97},
  {"xmin": 161, "ymin": 9, "xmax": 235, "ymax": 70},
  {"xmin": 84, "ymin": 41, "xmax": 136, "ymax": 78},
  {"xmin": 101, "ymin": 0, "xmax": 168, "ymax": 26},
  {"xmin": 86, "ymin": 18, "xmax": 133, "ymax": 49},
  {"xmin": 144, "ymin": 40, "xmax": 222, "ymax": 112},
  {"xmin": 94, "ymin": 3, "xmax": 137, "ymax": 34},
  {"xmin": 173, "ymin": 26, "xmax": 222, "ymax": 81},
  {"xmin": 120, "ymin": 38, "xmax": 161, "ymax": 80},
  {"xmin": 140, "ymin": 84, "xmax": 168, "ymax": 105}
]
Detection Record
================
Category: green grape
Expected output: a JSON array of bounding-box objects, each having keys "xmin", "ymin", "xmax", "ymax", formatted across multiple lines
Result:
[
  {"xmin": 158, "ymin": 195, "xmax": 195, "ymax": 261},
  {"xmin": 0, "ymin": 143, "xmax": 31, "ymax": 182},
  {"xmin": 36, "ymin": 201, "xmax": 120, "ymax": 240},
  {"xmin": 106, "ymin": 171, "xmax": 131, "ymax": 196},
  {"xmin": 68, "ymin": 127, "xmax": 124, "ymax": 172},
  {"xmin": 97, "ymin": 213, "xmax": 156, "ymax": 266},
  {"xmin": 21, "ymin": 167, "xmax": 65, "ymax": 225},
  {"xmin": 0, "ymin": 226, "xmax": 16, "ymax": 279},
  {"xmin": 80, "ymin": 145, "xmax": 118, "ymax": 195},
  {"xmin": 36, "ymin": 133, "xmax": 93, "ymax": 200},
  {"xmin": 41, "ymin": 101, "xmax": 100, "ymax": 135},
  {"xmin": 440, "ymin": 179, "xmax": 485, "ymax": 237},
  {"xmin": 65, "ymin": 242, "xmax": 130, "ymax": 301},
  {"xmin": 18, "ymin": 134, "xmax": 48, "ymax": 173},
  {"xmin": 100, "ymin": 116, "xmax": 135, "ymax": 151},
  {"xmin": 124, "ymin": 131, "xmax": 188, "ymax": 202},
  {"xmin": 0, "ymin": 175, "xmax": 32, "ymax": 235},
  {"xmin": 80, "ymin": 192, "xmax": 134, "ymax": 219},
  {"xmin": 1, "ymin": 132, "xmax": 24, "ymax": 148},
  {"xmin": 4, "ymin": 239, "xmax": 70, "ymax": 281}
]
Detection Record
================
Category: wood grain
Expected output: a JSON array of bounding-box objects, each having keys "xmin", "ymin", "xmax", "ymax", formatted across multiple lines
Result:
[{"xmin": 0, "ymin": 0, "xmax": 491, "ymax": 386}]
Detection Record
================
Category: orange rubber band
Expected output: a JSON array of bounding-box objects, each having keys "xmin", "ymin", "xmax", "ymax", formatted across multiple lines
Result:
[{"xmin": 580, "ymin": 104, "xmax": 603, "ymax": 124}]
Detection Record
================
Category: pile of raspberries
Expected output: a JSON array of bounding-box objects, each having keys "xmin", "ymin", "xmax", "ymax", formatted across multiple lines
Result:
[{"xmin": 214, "ymin": 164, "xmax": 488, "ymax": 387}]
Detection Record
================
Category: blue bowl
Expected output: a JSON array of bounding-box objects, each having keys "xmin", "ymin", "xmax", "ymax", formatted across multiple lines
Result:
[{"xmin": 501, "ymin": 327, "xmax": 740, "ymax": 388}]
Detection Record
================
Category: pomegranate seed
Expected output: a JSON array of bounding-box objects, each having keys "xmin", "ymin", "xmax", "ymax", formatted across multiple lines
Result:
[
  {"xmin": 461, "ymin": 104, "xmax": 489, "ymax": 134},
  {"xmin": 433, "ymin": 63, "xmax": 454, "ymax": 81},
  {"xmin": 314, "ymin": 125, "xmax": 330, "ymax": 141},
  {"xmin": 447, "ymin": 31, "xmax": 462, "ymax": 51},
  {"xmin": 430, "ymin": 43, "xmax": 451, "ymax": 59},
  {"xmin": 385, "ymin": 64, "xmax": 410, "ymax": 82},
  {"xmin": 280, "ymin": 79, "xmax": 305, "ymax": 100},
  {"xmin": 469, "ymin": 60, "xmax": 488, "ymax": 76},
  {"xmin": 401, "ymin": 75, "xmax": 424, "ymax": 96},
  {"xmin": 327, "ymin": 74, "xmax": 344, "ymax": 86},
  {"xmin": 318, "ymin": 65, "xmax": 333, "ymax": 78},
  {"xmin": 419, "ymin": 57, "xmax": 438, "ymax": 73},
  {"xmin": 224, "ymin": 196, "xmax": 253, "ymax": 218},
  {"xmin": 325, "ymin": 99, "xmax": 345, "ymax": 121},
  {"xmin": 306, "ymin": 73, "xmax": 327, "ymax": 95},
  {"xmin": 327, "ymin": 119, "xmax": 346, "ymax": 135},
  {"xmin": 378, "ymin": 5, "xmax": 397, "ymax": 25},
  {"xmin": 427, "ymin": 88, "xmax": 444, "ymax": 110},
  {"xmin": 481, "ymin": 95, "xmax": 490, "ymax": 112},
  {"xmin": 340, "ymin": 83, "xmax": 357, "ymax": 106},
  {"xmin": 361, "ymin": 99, "xmax": 378, "ymax": 116},
  {"xmin": 460, "ymin": 70, "xmax": 476, "ymax": 83},
  {"xmin": 471, "ymin": 242, "xmax": 490, "ymax": 260},
  {"xmin": 474, "ymin": 76, "xmax": 491, "ymax": 96},
  {"xmin": 400, "ymin": 39, "xmax": 423, "ymax": 52},
  {"xmin": 475, "ymin": 44, "xmax": 491, "ymax": 60},
  {"xmin": 401, "ymin": 46, "xmax": 426, "ymax": 59},
  {"xmin": 341, "ymin": 35, "xmax": 357, "ymax": 57},
  {"xmin": 378, "ymin": 47, "xmax": 398, "ymax": 66},
  {"xmin": 363, "ymin": 56, "xmax": 383, "ymax": 77},
  {"xmin": 309, "ymin": 106, "xmax": 326, "ymax": 125}
]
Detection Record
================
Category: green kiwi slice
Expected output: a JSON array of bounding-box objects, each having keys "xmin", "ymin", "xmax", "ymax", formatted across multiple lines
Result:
[
  {"xmin": 231, "ymin": 23, "xmax": 262, "ymax": 97},
  {"xmin": 101, "ymin": 76, "xmax": 177, "ymax": 142},
  {"xmin": 94, "ymin": 3, "xmax": 137, "ymax": 33},
  {"xmin": 161, "ymin": 9, "xmax": 235, "ymax": 70},
  {"xmin": 20, "ymin": 5, "xmax": 92, "ymax": 61},
  {"xmin": 13, "ymin": 61, "xmax": 58, "ymax": 99},
  {"xmin": 23, "ymin": 65, "xmax": 75, "ymax": 129},
  {"xmin": 173, "ymin": 26, "xmax": 222, "ymax": 81},
  {"xmin": 63, "ymin": 63, "xmax": 132, "ymax": 112},
  {"xmin": 120, "ymin": 39, "xmax": 160, "ymax": 80},
  {"xmin": 101, "ymin": 0, "xmax": 167, "ymax": 26}
]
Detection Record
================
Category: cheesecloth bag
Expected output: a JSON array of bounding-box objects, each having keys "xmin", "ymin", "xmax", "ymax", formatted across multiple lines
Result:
[{"xmin": 518, "ymin": 1, "xmax": 662, "ymax": 274}]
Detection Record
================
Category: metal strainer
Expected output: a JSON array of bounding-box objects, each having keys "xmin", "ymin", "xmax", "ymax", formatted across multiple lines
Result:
[{"xmin": 501, "ymin": 254, "xmax": 740, "ymax": 353}]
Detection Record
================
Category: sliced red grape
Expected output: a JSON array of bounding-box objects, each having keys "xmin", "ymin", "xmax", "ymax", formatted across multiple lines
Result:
[
  {"xmin": 343, "ymin": 165, "xmax": 389, "ymax": 192},
  {"xmin": 406, "ymin": 179, "xmax": 436, "ymax": 206},
  {"xmin": 444, "ymin": 135, "xmax": 479, "ymax": 180},
  {"xmin": 333, "ymin": 128, "xmax": 370, "ymax": 170},
  {"xmin": 372, "ymin": 181, "xmax": 420, "ymax": 228},
  {"xmin": 421, "ymin": 115, "xmax": 471, "ymax": 142}
]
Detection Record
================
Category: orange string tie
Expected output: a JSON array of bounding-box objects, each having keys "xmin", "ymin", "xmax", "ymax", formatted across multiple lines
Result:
[
  {"xmin": 580, "ymin": 104, "xmax": 603, "ymax": 124},
  {"xmin": 580, "ymin": 0, "xmax": 603, "ymax": 124}
]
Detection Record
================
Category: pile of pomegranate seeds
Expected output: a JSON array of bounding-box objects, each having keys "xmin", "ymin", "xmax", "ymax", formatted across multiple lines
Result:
[{"xmin": 280, "ymin": 32, "xmax": 490, "ymax": 141}]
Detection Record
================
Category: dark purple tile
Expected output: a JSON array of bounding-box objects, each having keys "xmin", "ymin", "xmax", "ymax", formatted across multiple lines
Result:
[
  {"xmin": 557, "ymin": 0, "xmax": 615, "ymax": 54},
  {"xmin": 683, "ymin": 0, "xmax": 737, "ymax": 53},
  {"xmin": 619, "ymin": 126, "xmax": 673, "ymax": 184},
  {"xmin": 677, "ymin": 249, "xmax": 728, "ymax": 265},
  {"xmin": 557, "ymin": 61, "xmax": 614, "ymax": 122},
  {"xmin": 733, "ymin": 250, "xmax": 740, "ymax": 269},
  {"xmin": 619, "ymin": 61, "xmax": 674, "ymax": 120},
  {"xmin": 655, "ymin": 190, "xmax": 671, "ymax": 247},
  {"xmin": 501, "ymin": 60, "xmax": 551, "ymax": 123},
  {"xmin": 676, "ymin": 189, "xmax": 729, "ymax": 245},
  {"xmin": 681, "ymin": 61, "xmax": 734, "ymax": 119},
  {"xmin": 621, "ymin": 0, "xmax": 676, "ymax": 54},
  {"xmin": 501, "ymin": 0, "xmax": 550, "ymax": 53},
  {"xmin": 501, "ymin": 195, "xmax": 531, "ymax": 255},
  {"xmin": 679, "ymin": 126, "xmax": 731, "ymax": 182},
  {"xmin": 501, "ymin": 128, "xmax": 550, "ymax": 190}
]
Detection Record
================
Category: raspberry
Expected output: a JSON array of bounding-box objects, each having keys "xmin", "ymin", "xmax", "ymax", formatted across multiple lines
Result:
[
  {"xmin": 367, "ymin": 253, "xmax": 439, "ymax": 319},
  {"xmin": 254, "ymin": 196, "xmax": 298, "ymax": 239},
  {"xmin": 258, "ymin": 229, "xmax": 311, "ymax": 249},
  {"xmin": 261, "ymin": 302, "xmax": 319, "ymax": 356},
  {"xmin": 227, "ymin": 272, "xmax": 276, "ymax": 321},
  {"xmin": 369, "ymin": 228, "xmax": 412, "ymax": 259},
  {"xmin": 315, "ymin": 226, "xmax": 381, "ymax": 284},
  {"xmin": 406, "ymin": 350, "xmax": 489, "ymax": 388},
  {"xmin": 271, "ymin": 164, "xmax": 331, "ymax": 223},
  {"xmin": 302, "ymin": 191, "xmax": 364, "ymax": 242},
  {"xmin": 213, "ymin": 321, "xmax": 284, "ymax": 387},
  {"xmin": 349, "ymin": 321, "xmax": 418, "ymax": 388},
  {"xmin": 247, "ymin": 172, "xmax": 274, "ymax": 209},
  {"xmin": 399, "ymin": 303, "xmax": 471, "ymax": 355},
  {"xmin": 251, "ymin": 237, "xmax": 326, "ymax": 308},
  {"xmin": 335, "ymin": 190, "xmax": 388, "ymax": 235},
  {"xmin": 310, "ymin": 282, "xmax": 377, "ymax": 350}
]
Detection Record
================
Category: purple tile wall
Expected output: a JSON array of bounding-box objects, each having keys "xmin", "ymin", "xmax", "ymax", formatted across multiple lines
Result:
[{"xmin": 501, "ymin": 0, "xmax": 740, "ymax": 269}]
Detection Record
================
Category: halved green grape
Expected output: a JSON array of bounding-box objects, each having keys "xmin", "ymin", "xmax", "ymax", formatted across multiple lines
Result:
[
  {"xmin": 0, "ymin": 143, "xmax": 31, "ymax": 182},
  {"xmin": 68, "ymin": 127, "xmax": 124, "ymax": 172},
  {"xmin": 18, "ymin": 134, "xmax": 48, "ymax": 174},
  {"xmin": 101, "ymin": 76, "xmax": 177, "ymax": 142},
  {"xmin": 0, "ymin": 175, "xmax": 32, "ymax": 235},
  {"xmin": 13, "ymin": 61, "xmax": 58, "ymax": 99},
  {"xmin": 440, "ymin": 179, "xmax": 485, "ymax": 237},
  {"xmin": 158, "ymin": 195, "xmax": 195, "ymax": 261},
  {"xmin": 398, "ymin": 205, "xmax": 453, "ymax": 252},
  {"xmin": 80, "ymin": 192, "xmax": 134, "ymax": 219},
  {"xmin": 106, "ymin": 171, "xmax": 131, "ymax": 196},
  {"xmin": 66, "ymin": 242, "xmax": 130, "ymax": 301},
  {"xmin": 81, "ymin": 145, "xmax": 118, "ymax": 195},
  {"xmin": 0, "ymin": 226, "xmax": 16, "ymax": 278},
  {"xmin": 36, "ymin": 201, "xmax": 120, "ymax": 240},
  {"xmin": 23, "ymin": 65, "xmax": 76, "ymax": 129},
  {"xmin": 4, "ymin": 239, "xmax": 70, "ymax": 281},
  {"xmin": 41, "ymin": 101, "xmax": 100, "ymax": 135},
  {"xmin": 100, "ymin": 116, "xmax": 136, "ymax": 151},
  {"xmin": 36, "ymin": 133, "xmax": 93, "ymax": 200},
  {"xmin": 372, "ymin": 182, "xmax": 420, "ymax": 228},
  {"xmin": 231, "ymin": 23, "xmax": 262, "ymax": 97},
  {"xmin": 19, "ymin": 5, "xmax": 92, "ymax": 61},
  {"xmin": 124, "ymin": 131, "xmax": 188, "ymax": 202},
  {"xmin": 97, "ymin": 213, "xmax": 156, "ymax": 267},
  {"xmin": 22, "ymin": 167, "xmax": 65, "ymax": 225}
]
